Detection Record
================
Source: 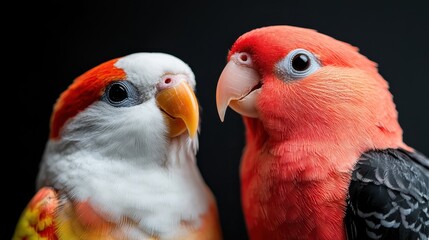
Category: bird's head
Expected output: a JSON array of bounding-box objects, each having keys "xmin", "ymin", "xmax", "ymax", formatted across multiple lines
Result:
[
  {"xmin": 49, "ymin": 52, "xmax": 199, "ymax": 161},
  {"xmin": 216, "ymin": 25, "xmax": 404, "ymax": 149}
]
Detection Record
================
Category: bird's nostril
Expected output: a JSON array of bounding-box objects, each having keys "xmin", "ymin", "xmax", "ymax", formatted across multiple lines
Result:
[
  {"xmin": 158, "ymin": 75, "xmax": 186, "ymax": 91},
  {"xmin": 236, "ymin": 53, "xmax": 253, "ymax": 66},
  {"xmin": 240, "ymin": 54, "xmax": 248, "ymax": 62}
]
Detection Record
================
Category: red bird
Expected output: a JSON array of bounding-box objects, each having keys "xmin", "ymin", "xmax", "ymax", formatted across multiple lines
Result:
[{"xmin": 216, "ymin": 25, "xmax": 429, "ymax": 240}]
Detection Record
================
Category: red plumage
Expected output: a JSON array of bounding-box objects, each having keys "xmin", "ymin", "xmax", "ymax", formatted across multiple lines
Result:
[{"xmin": 217, "ymin": 25, "xmax": 420, "ymax": 240}]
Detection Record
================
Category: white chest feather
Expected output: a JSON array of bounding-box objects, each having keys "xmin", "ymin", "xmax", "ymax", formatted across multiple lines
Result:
[{"xmin": 38, "ymin": 135, "xmax": 211, "ymax": 239}]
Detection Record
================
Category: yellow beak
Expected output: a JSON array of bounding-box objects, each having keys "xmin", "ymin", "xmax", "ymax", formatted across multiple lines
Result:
[{"xmin": 156, "ymin": 81, "xmax": 199, "ymax": 138}]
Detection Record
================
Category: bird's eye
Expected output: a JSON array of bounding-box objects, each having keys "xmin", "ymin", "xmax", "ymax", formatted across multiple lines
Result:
[
  {"xmin": 276, "ymin": 48, "xmax": 321, "ymax": 81},
  {"xmin": 102, "ymin": 81, "xmax": 142, "ymax": 107},
  {"xmin": 108, "ymin": 83, "xmax": 128, "ymax": 102},
  {"xmin": 292, "ymin": 53, "xmax": 310, "ymax": 71}
]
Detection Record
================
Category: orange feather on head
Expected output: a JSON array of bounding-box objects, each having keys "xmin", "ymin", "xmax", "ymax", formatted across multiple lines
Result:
[{"xmin": 50, "ymin": 58, "xmax": 126, "ymax": 139}]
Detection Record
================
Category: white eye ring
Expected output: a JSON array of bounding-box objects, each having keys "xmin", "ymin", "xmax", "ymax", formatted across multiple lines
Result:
[{"xmin": 276, "ymin": 48, "xmax": 321, "ymax": 81}]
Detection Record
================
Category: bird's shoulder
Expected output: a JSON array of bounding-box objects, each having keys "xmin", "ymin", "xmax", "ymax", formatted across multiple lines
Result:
[
  {"xmin": 345, "ymin": 148, "xmax": 429, "ymax": 240},
  {"xmin": 12, "ymin": 187, "xmax": 59, "ymax": 240}
]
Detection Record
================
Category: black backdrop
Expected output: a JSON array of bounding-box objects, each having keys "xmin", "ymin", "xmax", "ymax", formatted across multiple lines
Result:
[{"xmin": 6, "ymin": 1, "xmax": 428, "ymax": 239}]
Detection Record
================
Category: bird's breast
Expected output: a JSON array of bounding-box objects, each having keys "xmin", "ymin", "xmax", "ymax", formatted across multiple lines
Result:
[{"xmin": 240, "ymin": 145, "xmax": 353, "ymax": 240}]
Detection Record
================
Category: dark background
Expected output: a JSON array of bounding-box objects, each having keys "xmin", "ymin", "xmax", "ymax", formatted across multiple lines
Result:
[{"xmin": 5, "ymin": 1, "xmax": 428, "ymax": 239}]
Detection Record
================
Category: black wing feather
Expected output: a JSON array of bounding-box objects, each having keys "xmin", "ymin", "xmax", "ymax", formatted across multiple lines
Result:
[{"xmin": 345, "ymin": 148, "xmax": 429, "ymax": 240}]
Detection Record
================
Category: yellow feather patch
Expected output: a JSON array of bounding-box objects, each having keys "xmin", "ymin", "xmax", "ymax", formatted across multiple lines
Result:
[{"xmin": 13, "ymin": 187, "xmax": 58, "ymax": 240}]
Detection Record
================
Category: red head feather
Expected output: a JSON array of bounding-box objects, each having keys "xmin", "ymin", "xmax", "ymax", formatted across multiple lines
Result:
[
  {"xmin": 228, "ymin": 25, "xmax": 406, "ymax": 151},
  {"xmin": 50, "ymin": 58, "xmax": 126, "ymax": 139}
]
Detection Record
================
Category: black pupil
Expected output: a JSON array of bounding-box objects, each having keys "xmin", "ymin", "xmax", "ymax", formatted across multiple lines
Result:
[
  {"xmin": 109, "ymin": 84, "xmax": 128, "ymax": 102},
  {"xmin": 292, "ymin": 53, "xmax": 310, "ymax": 71}
]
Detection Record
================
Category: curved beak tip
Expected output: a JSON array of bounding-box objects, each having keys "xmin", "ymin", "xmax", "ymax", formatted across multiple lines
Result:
[
  {"xmin": 215, "ymin": 59, "xmax": 261, "ymax": 122},
  {"xmin": 216, "ymin": 101, "xmax": 227, "ymax": 122},
  {"xmin": 187, "ymin": 121, "xmax": 198, "ymax": 138}
]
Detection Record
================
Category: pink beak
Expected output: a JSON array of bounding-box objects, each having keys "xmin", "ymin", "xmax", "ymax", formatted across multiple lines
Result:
[{"xmin": 216, "ymin": 52, "xmax": 261, "ymax": 122}]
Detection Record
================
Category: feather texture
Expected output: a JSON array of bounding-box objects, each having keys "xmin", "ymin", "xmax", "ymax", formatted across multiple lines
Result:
[
  {"xmin": 215, "ymin": 25, "xmax": 428, "ymax": 240},
  {"xmin": 346, "ymin": 148, "xmax": 429, "ymax": 240},
  {"xmin": 14, "ymin": 53, "xmax": 221, "ymax": 240}
]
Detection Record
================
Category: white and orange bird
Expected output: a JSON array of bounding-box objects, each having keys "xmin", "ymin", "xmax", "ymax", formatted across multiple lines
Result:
[{"xmin": 12, "ymin": 52, "xmax": 222, "ymax": 240}]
